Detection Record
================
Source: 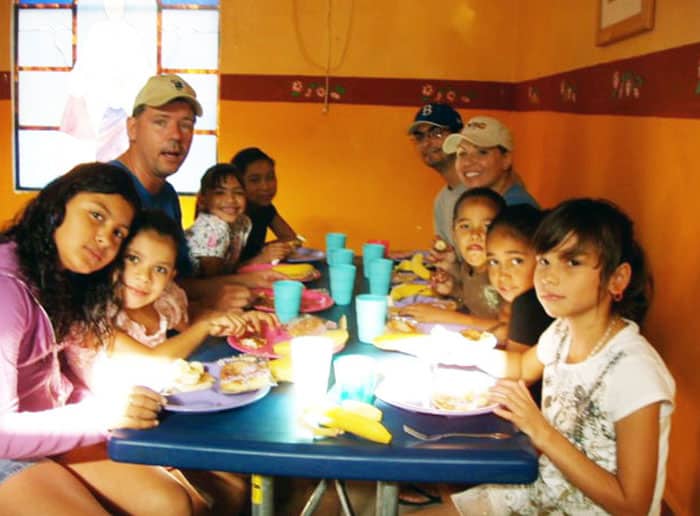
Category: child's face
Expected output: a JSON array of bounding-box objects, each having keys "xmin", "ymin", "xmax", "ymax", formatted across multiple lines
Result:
[
  {"xmin": 121, "ymin": 229, "xmax": 177, "ymax": 310},
  {"xmin": 199, "ymin": 175, "xmax": 246, "ymax": 224},
  {"xmin": 54, "ymin": 192, "xmax": 134, "ymax": 274},
  {"xmin": 534, "ymin": 234, "xmax": 605, "ymax": 320},
  {"xmin": 455, "ymin": 141, "xmax": 512, "ymax": 191},
  {"xmin": 486, "ymin": 228, "xmax": 536, "ymax": 303},
  {"xmin": 453, "ymin": 197, "xmax": 500, "ymax": 269},
  {"xmin": 242, "ymin": 159, "xmax": 277, "ymax": 206}
]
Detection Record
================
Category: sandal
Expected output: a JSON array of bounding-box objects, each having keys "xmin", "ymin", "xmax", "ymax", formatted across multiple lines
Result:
[{"xmin": 398, "ymin": 483, "xmax": 442, "ymax": 506}]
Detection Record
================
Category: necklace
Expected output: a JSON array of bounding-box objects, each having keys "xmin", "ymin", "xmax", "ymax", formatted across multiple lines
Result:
[{"xmin": 586, "ymin": 317, "xmax": 618, "ymax": 359}]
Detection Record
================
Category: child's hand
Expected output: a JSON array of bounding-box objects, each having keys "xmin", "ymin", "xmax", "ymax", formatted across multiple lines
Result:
[
  {"xmin": 206, "ymin": 310, "xmax": 248, "ymax": 337},
  {"xmin": 242, "ymin": 310, "xmax": 279, "ymax": 334},
  {"xmin": 258, "ymin": 242, "xmax": 292, "ymax": 264},
  {"xmin": 426, "ymin": 236, "xmax": 456, "ymax": 268},
  {"xmin": 397, "ymin": 303, "xmax": 454, "ymax": 323},
  {"xmin": 235, "ymin": 269, "xmax": 287, "ymax": 288},
  {"xmin": 106, "ymin": 385, "xmax": 164, "ymax": 431},
  {"xmin": 489, "ymin": 379, "xmax": 550, "ymax": 446},
  {"xmin": 430, "ymin": 268, "xmax": 454, "ymax": 296},
  {"xmin": 212, "ymin": 284, "xmax": 252, "ymax": 310}
]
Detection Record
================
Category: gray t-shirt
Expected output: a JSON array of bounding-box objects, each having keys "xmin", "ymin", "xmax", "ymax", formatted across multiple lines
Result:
[{"xmin": 433, "ymin": 183, "xmax": 466, "ymax": 246}]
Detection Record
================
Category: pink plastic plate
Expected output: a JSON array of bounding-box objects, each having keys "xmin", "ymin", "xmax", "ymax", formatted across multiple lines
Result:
[{"xmin": 250, "ymin": 288, "xmax": 334, "ymax": 313}]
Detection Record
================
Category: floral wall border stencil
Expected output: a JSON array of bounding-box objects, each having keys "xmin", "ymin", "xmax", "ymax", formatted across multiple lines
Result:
[
  {"xmin": 612, "ymin": 70, "xmax": 644, "ymax": 99},
  {"xmin": 291, "ymin": 79, "xmax": 345, "ymax": 101},
  {"xmin": 420, "ymin": 83, "xmax": 476, "ymax": 105}
]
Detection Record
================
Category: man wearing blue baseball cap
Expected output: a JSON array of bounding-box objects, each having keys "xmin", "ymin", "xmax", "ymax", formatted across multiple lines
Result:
[{"xmin": 408, "ymin": 103, "xmax": 465, "ymax": 246}]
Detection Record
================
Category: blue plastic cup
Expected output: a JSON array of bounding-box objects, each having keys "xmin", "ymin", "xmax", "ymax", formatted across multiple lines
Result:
[
  {"xmin": 325, "ymin": 233, "xmax": 347, "ymax": 263},
  {"xmin": 329, "ymin": 247, "xmax": 354, "ymax": 266},
  {"xmin": 362, "ymin": 242, "xmax": 385, "ymax": 278},
  {"xmin": 273, "ymin": 280, "xmax": 304, "ymax": 323},
  {"xmin": 329, "ymin": 264, "xmax": 356, "ymax": 306},
  {"xmin": 333, "ymin": 355, "xmax": 378, "ymax": 403},
  {"xmin": 355, "ymin": 293, "xmax": 388, "ymax": 343},
  {"xmin": 368, "ymin": 257, "xmax": 393, "ymax": 296}
]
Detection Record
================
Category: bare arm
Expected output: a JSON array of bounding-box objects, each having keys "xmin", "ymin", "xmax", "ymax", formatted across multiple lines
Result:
[
  {"xmin": 196, "ymin": 256, "xmax": 227, "ymax": 277},
  {"xmin": 269, "ymin": 213, "xmax": 297, "ymax": 241},
  {"xmin": 493, "ymin": 379, "xmax": 662, "ymax": 515}
]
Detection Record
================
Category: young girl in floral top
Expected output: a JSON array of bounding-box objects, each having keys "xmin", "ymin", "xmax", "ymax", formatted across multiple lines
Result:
[
  {"xmin": 419, "ymin": 198, "xmax": 675, "ymax": 516},
  {"xmin": 186, "ymin": 163, "xmax": 252, "ymax": 276}
]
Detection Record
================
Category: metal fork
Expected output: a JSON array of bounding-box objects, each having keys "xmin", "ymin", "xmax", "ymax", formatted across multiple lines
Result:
[{"xmin": 403, "ymin": 424, "xmax": 512, "ymax": 441}]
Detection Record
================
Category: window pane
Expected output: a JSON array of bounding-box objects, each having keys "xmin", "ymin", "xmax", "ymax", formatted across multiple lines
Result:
[
  {"xmin": 18, "ymin": 71, "xmax": 71, "ymax": 126},
  {"xmin": 169, "ymin": 133, "xmax": 217, "ymax": 194},
  {"xmin": 161, "ymin": 9, "xmax": 219, "ymax": 70},
  {"xmin": 17, "ymin": 9, "xmax": 73, "ymax": 67},
  {"xmin": 20, "ymin": 0, "xmax": 73, "ymax": 5},
  {"xmin": 179, "ymin": 72, "xmax": 218, "ymax": 131},
  {"xmin": 17, "ymin": 129, "xmax": 96, "ymax": 189}
]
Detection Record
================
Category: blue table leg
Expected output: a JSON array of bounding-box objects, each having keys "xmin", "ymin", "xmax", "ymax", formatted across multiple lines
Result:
[
  {"xmin": 251, "ymin": 474, "xmax": 274, "ymax": 516},
  {"xmin": 376, "ymin": 481, "xmax": 399, "ymax": 516}
]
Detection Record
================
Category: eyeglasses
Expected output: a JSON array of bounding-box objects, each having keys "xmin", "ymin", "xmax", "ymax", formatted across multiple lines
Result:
[{"xmin": 411, "ymin": 126, "xmax": 445, "ymax": 143}]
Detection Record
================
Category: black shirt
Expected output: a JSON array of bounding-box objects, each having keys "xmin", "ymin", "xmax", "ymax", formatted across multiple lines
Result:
[{"xmin": 240, "ymin": 203, "xmax": 277, "ymax": 261}]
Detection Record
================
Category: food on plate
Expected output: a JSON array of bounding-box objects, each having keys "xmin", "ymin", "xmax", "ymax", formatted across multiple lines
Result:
[
  {"xmin": 390, "ymin": 283, "xmax": 435, "ymax": 301},
  {"xmin": 431, "ymin": 391, "xmax": 491, "ymax": 412},
  {"xmin": 460, "ymin": 329, "xmax": 483, "ymax": 341},
  {"xmin": 252, "ymin": 290, "xmax": 274, "ymax": 309},
  {"xmin": 392, "ymin": 270, "xmax": 419, "ymax": 284},
  {"xmin": 410, "ymin": 252, "xmax": 431, "ymax": 280},
  {"xmin": 240, "ymin": 336, "xmax": 266, "ymax": 350},
  {"xmin": 272, "ymin": 263, "xmax": 317, "ymax": 280},
  {"xmin": 386, "ymin": 316, "xmax": 419, "ymax": 334},
  {"xmin": 286, "ymin": 314, "xmax": 329, "ymax": 336},
  {"xmin": 430, "ymin": 299, "xmax": 459, "ymax": 311},
  {"xmin": 218, "ymin": 355, "xmax": 273, "ymax": 394},
  {"xmin": 269, "ymin": 356, "xmax": 292, "ymax": 382},
  {"xmin": 170, "ymin": 359, "xmax": 215, "ymax": 393},
  {"xmin": 433, "ymin": 238, "xmax": 448, "ymax": 252}
]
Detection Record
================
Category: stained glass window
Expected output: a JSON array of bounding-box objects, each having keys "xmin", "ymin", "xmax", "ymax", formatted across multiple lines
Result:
[{"xmin": 14, "ymin": 0, "xmax": 220, "ymax": 193}]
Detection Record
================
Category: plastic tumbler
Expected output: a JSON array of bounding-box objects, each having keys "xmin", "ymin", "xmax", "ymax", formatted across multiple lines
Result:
[
  {"xmin": 368, "ymin": 257, "xmax": 393, "ymax": 295},
  {"xmin": 329, "ymin": 264, "xmax": 356, "ymax": 306},
  {"xmin": 362, "ymin": 243, "xmax": 385, "ymax": 278},
  {"xmin": 291, "ymin": 336, "xmax": 334, "ymax": 405},
  {"xmin": 355, "ymin": 293, "xmax": 388, "ymax": 343},
  {"xmin": 325, "ymin": 233, "xmax": 347, "ymax": 263},
  {"xmin": 329, "ymin": 247, "xmax": 354, "ymax": 266},
  {"xmin": 333, "ymin": 355, "xmax": 378, "ymax": 403},
  {"xmin": 273, "ymin": 280, "xmax": 304, "ymax": 323},
  {"xmin": 367, "ymin": 239, "xmax": 390, "ymax": 257}
]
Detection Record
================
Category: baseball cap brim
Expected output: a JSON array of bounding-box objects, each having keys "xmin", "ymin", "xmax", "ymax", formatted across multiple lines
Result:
[
  {"xmin": 442, "ymin": 133, "xmax": 466, "ymax": 154},
  {"xmin": 135, "ymin": 95, "xmax": 203, "ymax": 117},
  {"xmin": 407, "ymin": 120, "xmax": 449, "ymax": 135}
]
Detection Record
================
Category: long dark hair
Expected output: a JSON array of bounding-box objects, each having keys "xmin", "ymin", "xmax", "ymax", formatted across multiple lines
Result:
[
  {"xmin": 230, "ymin": 147, "xmax": 274, "ymax": 179},
  {"xmin": 532, "ymin": 198, "xmax": 652, "ymax": 323},
  {"xmin": 195, "ymin": 163, "xmax": 241, "ymax": 218},
  {"xmin": 1, "ymin": 162, "xmax": 141, "ymax": 342},
  {"xmin": 487, "ymin": 204, "xmax": 544, "ymax": 245}
]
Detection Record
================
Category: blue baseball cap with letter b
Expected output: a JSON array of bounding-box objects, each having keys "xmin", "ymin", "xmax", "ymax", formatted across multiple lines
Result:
[{"xmin": 407, "ymin": 103, "xmax": 463, "ymax": 135}]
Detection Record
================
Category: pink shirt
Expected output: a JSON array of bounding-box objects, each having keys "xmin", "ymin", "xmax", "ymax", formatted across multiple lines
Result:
[{"xmin": 0, "ymin": 242, "xmax": 106, "ymax": 460}]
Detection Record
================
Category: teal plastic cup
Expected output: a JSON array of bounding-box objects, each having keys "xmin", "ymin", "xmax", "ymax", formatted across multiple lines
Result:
[
  {"xmin": 333, "ymin": 355, "xmax": 378, "ymax": 403},
  {"xmin": 368, "ymin": 257, "xmax": 393, "ymax": 295},
  {"xmin": 329, "ymin": 247, "xmax": 354, "ymax": 266},
  {"xmin": 329, "ymin": 264, "xmax": 356, "ymax": 306},
  {"xmin": 325, "ymin": 233, "xmax": 347, "ymax": 263},
  {"xmin": 355, "ymin": 293, "xmax": 388, "ymax": 343},
  {"xmin": 362, "ymin": 243, "xmax": 385, "ymax": 278},
  {"xmin": 273, "ymin": 280, "xmax": 304, "ymax": 323}
]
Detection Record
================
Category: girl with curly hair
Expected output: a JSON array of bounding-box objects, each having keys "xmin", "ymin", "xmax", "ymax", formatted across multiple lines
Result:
[{"xmin": 0, "ymin": 163, "xmax": 198, "ymax": 514}]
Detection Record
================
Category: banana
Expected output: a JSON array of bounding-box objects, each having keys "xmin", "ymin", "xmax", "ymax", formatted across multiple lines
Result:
[
  {"xmin": 324, "ymin": 406, "xmax": 392, "ymax": 444},
  {"xmin": 410, "ymin": 253, "xmax": 431, "ymax": 280},
  {"xmin": 272, "ymin": 263, "xmax": 316, "ymax": 280},
  {"xmin": 395, "ymin": 259, "xmax": 413, "ymax": 272},
  {"xmin": 269, "ymin": 356, "xmax": 292, "ymax": 382},
  {"xmin": 340, "ymin": 400, "xmax": 383, "ymax": 421},
  {"xmin": 390, "ymin": 283, "xmax": 435, "ymax": 301}
]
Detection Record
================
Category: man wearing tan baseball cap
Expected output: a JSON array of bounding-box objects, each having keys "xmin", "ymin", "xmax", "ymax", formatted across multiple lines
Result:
[
  {"xmin": 112, "ymin": 74, "xmax": 282, "ymax": 311},
  {"xmin": 443, "ymin": 115, "xmax": 538, "ymax": 207}
]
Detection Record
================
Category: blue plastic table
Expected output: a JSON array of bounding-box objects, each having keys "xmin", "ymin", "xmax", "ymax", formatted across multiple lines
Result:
[{"xmin": 108, "ymin": 263, "xmax": 538, "ymax": 515}]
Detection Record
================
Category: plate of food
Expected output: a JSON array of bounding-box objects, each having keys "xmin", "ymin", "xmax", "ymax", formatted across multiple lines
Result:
[
  {"xmin": 375, "ymin": 364, "xmax": 498, "ymax": 416},
  {"xmin": 250, "ymin": 288, "xmax": 334, "ymax": 313},
  {"xmin": 163, "ymin": 358, "xmax": 273, "ymax": 413},
  {"xmin": 286, "ymin": 247, "xmax": 325, "ymax": 263},
  {"xmin": 227, "ymin": 316, "xmax": 349, "ymax": 358}
]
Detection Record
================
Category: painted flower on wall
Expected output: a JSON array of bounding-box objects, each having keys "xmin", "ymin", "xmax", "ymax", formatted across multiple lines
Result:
[
  {"xmin": 290, "ymin": 80, "xmax": 345, "ymax": 101},
  {"xmin": 527, "ymin": 85, "xmax": 541, "ymax": 105},
  {"xmin": 611, "ymin": 70, "xmax": 643, "ymax": 99},
  {"xmin": 559, "ymin": 79, "xmax": 576, "ymax": 103},
  {"xmin": 421, "ymin": 83, "xmax": 475, "ymax": 105}
]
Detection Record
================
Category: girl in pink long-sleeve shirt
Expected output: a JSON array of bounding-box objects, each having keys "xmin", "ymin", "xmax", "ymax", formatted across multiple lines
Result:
[{"xmin": 0, "ymin": 163, "xmax": 196, "ymax": 514}]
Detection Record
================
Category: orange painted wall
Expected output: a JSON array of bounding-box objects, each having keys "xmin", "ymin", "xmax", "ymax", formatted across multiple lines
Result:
[
  {"xmin": 511, "ymin": 2, "xmax": 700, "ymax": 514},
  {"xmin": 1, "ymin": 1, "xmax": 699, "ymax": 512}
]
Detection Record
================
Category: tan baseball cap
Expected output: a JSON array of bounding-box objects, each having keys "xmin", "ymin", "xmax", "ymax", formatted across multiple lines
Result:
[
  {"xmin": 133, "ymin": 74, "xmax": 203, "ymax": 117},
  {"xmin": 442, "ymin": 116, "xmax": 513, "ymax": 153}
]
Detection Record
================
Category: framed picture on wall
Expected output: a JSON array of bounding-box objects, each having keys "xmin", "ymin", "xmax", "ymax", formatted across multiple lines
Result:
[{"xmin": 596, "ymin": 0, "xmax": 656, "ymax": 46}]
